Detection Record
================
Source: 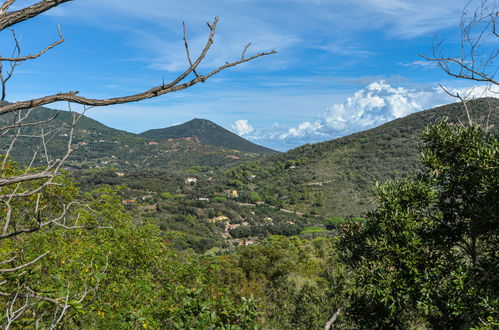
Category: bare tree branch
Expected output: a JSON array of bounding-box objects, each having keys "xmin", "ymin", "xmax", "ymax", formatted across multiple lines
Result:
[
  {"xmin": 324, "ymin": 306, "xmax": 343, "ymax": 330},
  {"xmin": 0, "ymin": 25, "xmax": 64, "ymax": 62},
  {"xmin": 420, "ymin": 54, "xmax": 499, "ymax": 85},
  {"xmin": 0, "ymin": 171, "xmax": 55, "ymax": 186},
  {"xmin": 0, "ymin": 17, "xmax": 276, "ymax": 116},
  {"xmin": 183, "ymin": 21, "xmax": 200, "ymax": 79},
  {"xmin": 0, "ymin": 0, "xmax": 16, "ymax": 15},
  {"xmin": 0, "ymin": 0, "xmax": 73, "ymax": 31},
  {"xmin": 0, "ymin": 251, "xmax": 49, "ymax": 273},
  {"xmin": 242, "ymin": 42, "xmax": 252, "ymax": 60},
  {"xmin": 0, "ymin": 113, "xmax": 59, "ymax": 133},
  {"xmin": 419, "ymin": 0, "xmax": 498, "ymax": 126}
]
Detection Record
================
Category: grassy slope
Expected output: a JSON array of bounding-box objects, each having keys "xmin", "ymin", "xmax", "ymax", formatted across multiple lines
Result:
[{"xmin": 227, "ymin": 98, "xmax": 499, "ymax": 217}]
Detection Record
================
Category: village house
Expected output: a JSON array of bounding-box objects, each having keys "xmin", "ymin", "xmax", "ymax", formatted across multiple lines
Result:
[
  {"xmin": 121, "ymin": 199, "xmax": 137, "ymax": 205},
  {"xmin": 225, "ymin": 189, "xmax": 238, "ymax": 198},
  {"xmin": 185, "ymin": 177, "xmax": 197, "ymax": 184}
]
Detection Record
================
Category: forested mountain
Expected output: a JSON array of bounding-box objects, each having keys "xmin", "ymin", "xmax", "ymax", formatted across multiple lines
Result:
[
  {"xmin": 225, "ymin": 98, "xmax": 499, "ymax": 217},
  {"xmin": 0, "ymin": 106, "xmax": 273, "ymax": 170},
  {"xmin": 140, "ymin": 118, "xmax": 276, "ymax": 154}
]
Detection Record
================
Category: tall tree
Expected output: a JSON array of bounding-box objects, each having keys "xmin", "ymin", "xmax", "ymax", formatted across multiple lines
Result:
[{"xmin": 339, "ymin": 1, "xmax": 498, "ymax": 328}]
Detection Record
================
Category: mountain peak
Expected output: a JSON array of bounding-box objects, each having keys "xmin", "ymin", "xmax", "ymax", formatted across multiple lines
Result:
[{"xmin": 140, "ymin": 119, "xmax": 276, "ymax": 154}]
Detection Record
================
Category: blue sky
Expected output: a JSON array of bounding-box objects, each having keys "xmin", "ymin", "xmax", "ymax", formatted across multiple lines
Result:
[{"xmin": 2, "ymin": 0, "xmax": 497, "ymax": 151}]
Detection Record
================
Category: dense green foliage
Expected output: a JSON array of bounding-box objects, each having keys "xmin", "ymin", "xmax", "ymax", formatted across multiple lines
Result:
[
  {"xmin": 340, "ymin": 121, "xmax": 498, "ymax": 328},
  {"xmin": 73, "ymin": 167, "xmax": 314, "ymax": 252},
  {"xmin": 0, "ymin": 180, "xmax": 265, "ymax": 328}
]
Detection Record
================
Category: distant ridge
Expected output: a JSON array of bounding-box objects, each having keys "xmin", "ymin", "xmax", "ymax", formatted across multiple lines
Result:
[
  {"xmin": 0, "ymin": 107, "xmax": 274, "ymax": 170},
  {"xmin": 140, "ymin": 118, "xmax": 276, "ymax": 154},
  {"xmin": 226, "ymin": 98, "xmax": 499, "ymax": 217}
]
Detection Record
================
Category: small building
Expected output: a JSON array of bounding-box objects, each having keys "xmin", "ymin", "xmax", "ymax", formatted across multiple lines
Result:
[
  {"xmin": 122, "ymin": 199, "xmax": 137, "ymax": 205},
  {"xmin": 245, "ymin": 240, "xmax": 256, "ymax": 246},
  {"xmin": 185, "ymin": 177, "xmax": 198, "ymax": 184},
  {"xmin": 115, "ymin": 172, "xmax": 125, "ymax": 177},
  {"xmin": 148, "ymin": 141, "xmax": 159, "ymax": 146},
  {"xmin": 197, "ymin": 197, "xmax": 210, "ymax": 201},
  {"xmin": 225, "ymin": 189, "xmax": 238, "ymax": 198}
]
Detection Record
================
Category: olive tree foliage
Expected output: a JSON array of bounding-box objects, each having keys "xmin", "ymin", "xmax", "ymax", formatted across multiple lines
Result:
[
  {"xmin": 341, "ymin": 122, "xmax": 498, "ymax": 328},
  {"xmin": 337, "ymin": 1, "xmax": 498, "ymax": 328},
  {"xmin": 0, "ymin": 0, "xmax": 274, "ymax": 327}
]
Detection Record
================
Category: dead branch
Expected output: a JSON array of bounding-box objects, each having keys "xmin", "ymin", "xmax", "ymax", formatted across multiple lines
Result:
[
  {"xmin": 0, "ymin": 1, "xmax": 16, "ymax": 15},
  {"xmin": 1, "ymin": 28, "xmax": 22, "ymax": 101},
  {"xmin": 0, "ymin": 251, "xmax": 49, "ymax": 273},
  {"xmin": 0, "ymin": 0, "xmax": 73, "ymax": 31},
  {"xmin": 420, "ymin": 55, "xmax": 499, "ymax": 85},
  {"xmin": 242, "ymin": 42, "xmax": 252, "ymax": 60},
  {"xmin": 0, "ymin": 171, "xmax": 55, "ymax": 186},
  {"xmin": 0, "ymin": 113, "xmax": 59, "ymax": 134},
  {"xmin": 0, "ymin": 25, "xmax": 64, "ymax": 62},
  {"xmin": 420, "ymin": 0, "xmax": 498, "ymax": 87},
  {"xmin": 324, "ymin": 306, "xmax": 344, "ymax": 330},
  {"xmin": 0, "ymin": 17, "xmax": 276, "ymax": 116},
  {"xmin": 183, "ymin": 21, "xmax": 200, "ymax": 78}
]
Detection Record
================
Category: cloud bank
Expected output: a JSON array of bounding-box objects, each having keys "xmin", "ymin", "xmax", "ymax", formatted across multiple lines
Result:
[{"xmin": 231, "ymin": 81, "xmax": 498, "ymax": 151}]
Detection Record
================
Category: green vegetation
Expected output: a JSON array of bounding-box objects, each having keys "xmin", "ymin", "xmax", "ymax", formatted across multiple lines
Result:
[
  {"xmin": 340, "ymin": 121, "xmax": 498, "ymax": 328},
  {"xmin": 2, "ymin": 100, "xmax": 497, "ymax": 328}
]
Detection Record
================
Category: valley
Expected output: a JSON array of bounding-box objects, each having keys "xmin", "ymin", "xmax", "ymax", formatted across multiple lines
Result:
[{"xmin": 67, "ymin": 98, "xmax": 498, "ymax": 252}]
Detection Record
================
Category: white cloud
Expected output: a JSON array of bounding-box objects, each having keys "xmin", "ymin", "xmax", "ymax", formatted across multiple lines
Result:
[
  {"xmin": 443, "ymin": 84, "xmax": 499, "ymax": 99},
  {"xmin": 398, "ymin": 60, "xmax": 436, "ymax": 68},
  {"xmin": 231, "ymin": 119, "xmax": 254, "ymax": 136},
  {"xmin": 280, "ymin": 121, "xmax": 325, "ymax": 139},
  {"xmin": 244, "ymin": 80, "xmax": 499, "ymax": 150},
  {"xmin": 277, "ymin": 80, "xmax": 444, "ymax": 144}
]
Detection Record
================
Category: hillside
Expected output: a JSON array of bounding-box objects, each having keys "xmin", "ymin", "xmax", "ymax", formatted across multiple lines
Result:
[
  {"xmin": 140, "ymin": 118, "xmax": 276, "ymax": 154},
  {"xmin": 224, "ymin": 98, "xmax": 499, "ymax": 217},
  {"xmin": 0, "ymin": 107, "xmax": 273, "ymax": 170}
]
